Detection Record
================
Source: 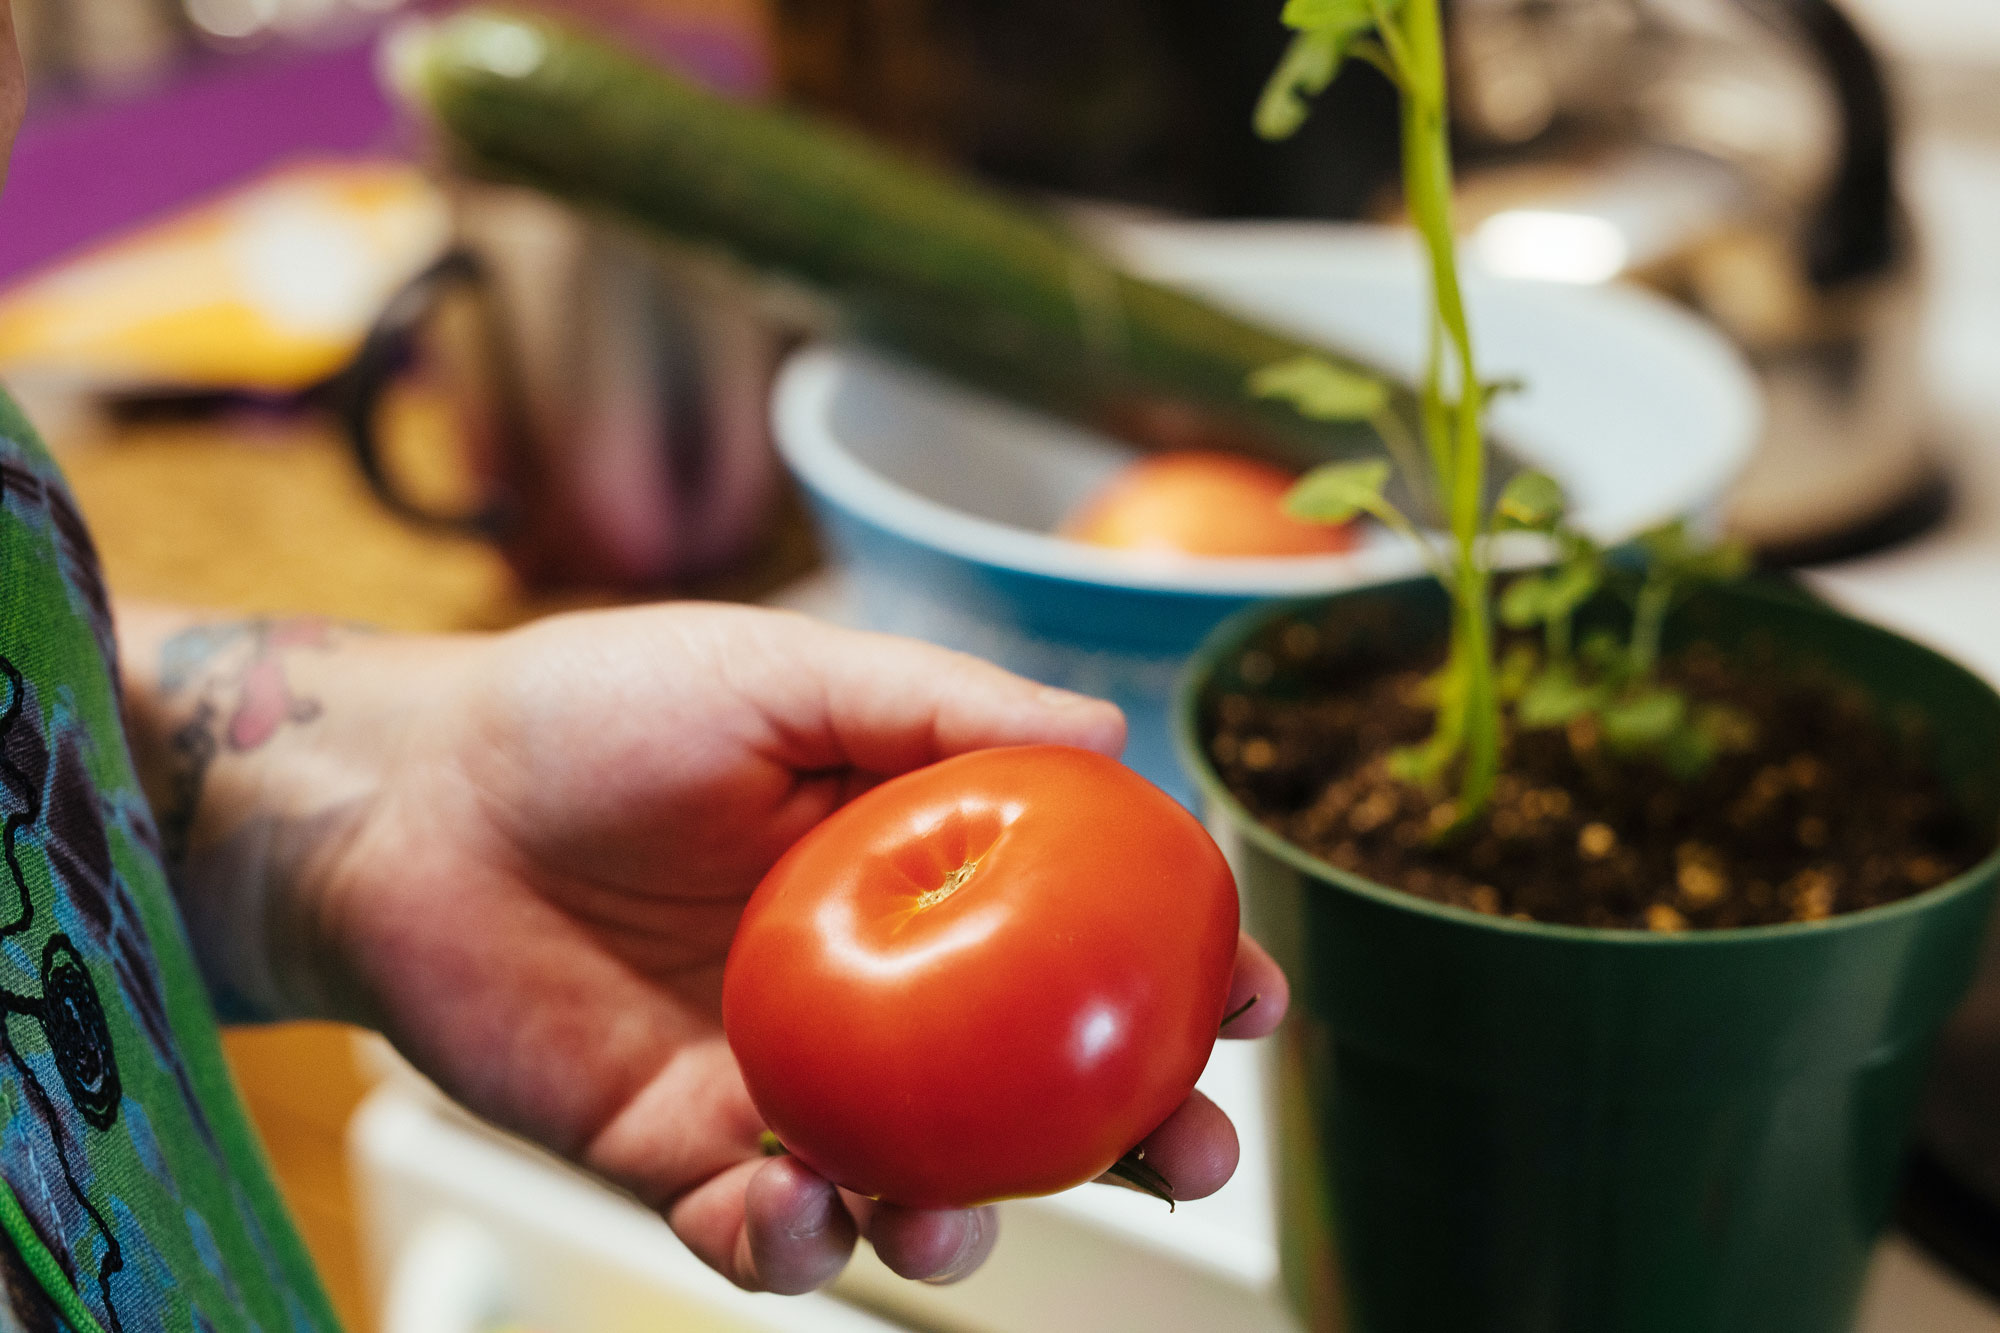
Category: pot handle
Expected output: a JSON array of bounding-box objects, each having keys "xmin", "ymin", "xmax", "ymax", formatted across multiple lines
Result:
[
  {"xmin": 327, "ymin": 248, "xmax": 527, "ymax": 538},
  {"xmin": 1738, "ymin": 0, "xmax": 1898, "ymax": 286}
]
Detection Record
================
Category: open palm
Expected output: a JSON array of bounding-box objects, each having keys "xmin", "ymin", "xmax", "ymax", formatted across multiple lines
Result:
[{"xmin": 309, "ymin": 604, "xmax": 1287, "ymax": 1292}]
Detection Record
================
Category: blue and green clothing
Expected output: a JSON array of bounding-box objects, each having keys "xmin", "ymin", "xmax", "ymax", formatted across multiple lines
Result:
[{"xmin": 0, "ymin": 391, "xmax": 341, "ymax": 1331}]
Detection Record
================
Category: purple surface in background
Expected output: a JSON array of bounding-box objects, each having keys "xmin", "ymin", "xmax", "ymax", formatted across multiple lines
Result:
[
  {"xmin": 0, "ymin": 36, "xmax": 399, "ymax": 286},
  {"xmin": 0, "ymin": 11, "xmax": 766, "ymax": 289}
]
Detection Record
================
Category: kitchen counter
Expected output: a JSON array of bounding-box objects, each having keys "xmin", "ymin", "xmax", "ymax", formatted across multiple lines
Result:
[{"xmin": 37, "ymin": 85, "xmax": 2000, "ymax": 1333}]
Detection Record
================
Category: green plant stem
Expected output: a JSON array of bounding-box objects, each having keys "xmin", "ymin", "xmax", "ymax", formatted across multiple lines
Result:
[
  {"xmin": 1347, "ymin": 37, "xmax": 1405, "ymax": 90},
  {"xmin": 1364, "ymin": 499, "xmax": 1455, "ymax": 586},
  {"xmin": 1419, "ymin": 314, "xmax": 1453, "ymax": 490},
  {"xmin": 1395, "ymin": 0, "xmax": 1498, "ymax": 819},
  {"xmin": 1368, "ymin": 404, "xmax": 1431, "ymax": 514},
  {"xmin": 1453, "ymin": 569, "xmax": 1499, "ymax": 816},
  {"xmin": 1367, "ymin": 0, "xmax": 1416, "ymax": 77},
  {"xmin": 1630, "ymin": 569, "xmax": 1673, "ymax": 679},
  {"xmin": 1408, "ymin": 627, "xmax": 1469, "ymax": 782},
  {"xmin": 1547, "ymin": 609, "xmax": 1572, "ymax": 664}
]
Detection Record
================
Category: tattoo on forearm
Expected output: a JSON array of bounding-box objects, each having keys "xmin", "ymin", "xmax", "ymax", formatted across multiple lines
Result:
[
  {"xmin": 161, "ymin": 701, "xmax": 218, "ymax": 867},
  {"xmin": 155, "ymin": 618, "xmax": 347, "ymax": 865}
]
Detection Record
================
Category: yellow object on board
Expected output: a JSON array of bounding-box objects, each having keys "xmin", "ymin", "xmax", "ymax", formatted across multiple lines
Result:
[{"xmin": 0, "ymin": 159, "xmax": 449, "ymax": 395}]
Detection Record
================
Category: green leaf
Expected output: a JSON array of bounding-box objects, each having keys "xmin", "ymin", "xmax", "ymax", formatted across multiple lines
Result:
[
  {"xmin": 1636, "ymin": 519, "xmax": 1694, "ymax": 564},
  {"xmin": 1516, "ymin": 667, "xmax": 1605, "ymax": 729},
  {"xmin": 1285, "ymin": 459, "xmax": 1391, "ymax": 524},
  {"xmin": 1657, "ymin": 702, "xmax": 1755, "ymax": 779},
  {"xmin": 1495, "ymin": 470, "xmax": 1566, "ymax": 532},
  {"xmin": 1556, "ymin": 528, "xmax": 1603, "ymax": 564},
  {"xmin": 1659, "ymin": 726, "xmax": 1715, "ymax": 780},
  {"xmin": 1683, "ymin": 539, "xmax": 1752, "ymax": 583},
  {"xmin": 1636, "ymin": 520, "xmax": 1751, "ymax": 583},
  {"xmin": 1255, "ymin": 29, "xmax": 1347, "ymax": 140},
  {"xmin": 1601, "ymin": 688, "xmax": 1687, "ymax": 751},
  {"xmin": 1579, "ymin": 629, "xmax": 1625, "ymax": 673},
  {"xmin": 1255, "ymin": 8, "xmax": 1390, "ymax": 139},
  {"xmin": 1386, "ymin": 743, "xmax": 1436, "ymax": 784},
  {"xmin": 1498, "ymin": 558, "xmax": 1597, "ymax": 629},
  {"xmin": 1499, "ymin": 573, "xmax": 1556, "ymax": 629},
  {"xmin": 1250, "ymin": 354, "xmax": 1389, "ymax": 420},
  {"xmin": 1280, "ymin": 0, "xmax": 1382, "ymax": 32},
  {"xmin": 1496, "ymin": 641, "xmax": 1539, "ymax": 701},
  {"xmin": 1548, "ymin": 558, "xmax": 1601, "ymax": 612}
]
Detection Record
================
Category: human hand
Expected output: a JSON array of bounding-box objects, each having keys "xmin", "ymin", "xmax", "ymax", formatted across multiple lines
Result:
[{"xmin": 121, "ymin": 602, "xmax": 1289, "ymax": 1293}]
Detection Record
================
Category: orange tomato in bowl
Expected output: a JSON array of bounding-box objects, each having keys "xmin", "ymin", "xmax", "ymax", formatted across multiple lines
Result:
[{"xmin": 1061, "ymin": 451, "xmax": 1359, "ymax": 557}]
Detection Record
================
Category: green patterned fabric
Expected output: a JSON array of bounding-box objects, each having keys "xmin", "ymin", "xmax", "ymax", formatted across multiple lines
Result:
[{"xmin": 0, "ymin": 389, "xmax": 343, "ymax": 1333}]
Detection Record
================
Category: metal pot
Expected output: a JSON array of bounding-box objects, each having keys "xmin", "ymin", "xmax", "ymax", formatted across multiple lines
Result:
[{"xmin": 336, "ymin": 180, "xmax": 786, "ymax": 590}]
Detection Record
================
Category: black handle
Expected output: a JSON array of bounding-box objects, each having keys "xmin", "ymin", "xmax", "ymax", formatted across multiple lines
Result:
[
  {"xmin": 1739, "ymin": 0, "xmax": 1899, "ymax": 286},
  {"xmin": 327, "ymin": 248, "xmax": 525, "ymax": 537}
]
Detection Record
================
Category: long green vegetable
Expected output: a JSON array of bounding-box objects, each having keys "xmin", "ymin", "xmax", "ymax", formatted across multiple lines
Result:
[{"xmin": 394, "ymin": 10, "xmax": 1404, "ymax": 472}]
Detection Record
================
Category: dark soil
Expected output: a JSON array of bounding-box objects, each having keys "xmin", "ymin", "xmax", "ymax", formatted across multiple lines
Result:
[{"xmin": 1204, "ymin": 629, "xmax": 1990, "ymax": 931}]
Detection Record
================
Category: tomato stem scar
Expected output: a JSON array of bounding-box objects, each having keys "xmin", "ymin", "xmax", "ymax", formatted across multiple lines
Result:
[
  {"xmin": 917, "ymin": 857, "xmax": 980, "ymax": 911},
  {"xmin": 760, "ymin": 1130, "xmax": 788, "ymax": 1157}
]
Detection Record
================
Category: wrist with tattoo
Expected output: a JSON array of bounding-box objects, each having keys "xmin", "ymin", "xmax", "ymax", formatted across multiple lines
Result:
[
  {"xmin": 118, "ymin": 604, "xmax": 412, "ymax": 1021},
  {"xmin": 154, "ymin": 617, "xmax": 336, "ymax": 864}
]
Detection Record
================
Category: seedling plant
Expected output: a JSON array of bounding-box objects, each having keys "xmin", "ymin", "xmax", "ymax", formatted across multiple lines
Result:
[{"xmin": 1246, "ymin": 0, "xmax": 1750, "ymax": 825}]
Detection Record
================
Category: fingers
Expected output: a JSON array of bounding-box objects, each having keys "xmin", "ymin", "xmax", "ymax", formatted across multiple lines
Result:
[
  {"xmin": 669, "ymin": 930, "xmax": 1287, "ymax": 1291},
  {"xmin": 763, "ymin": 614, "xmax": 1127, "ymax": 776},
  {"xmin": 713, "ymin": 1090, "xmax": 1241, "ymax": 1291},
  {"xmin": 744, "ymin": 1157, "xmax": 860, "ymax": 1294},
  {"xmin": 1106, "ymin": 1090, "xmax": 1240, "ymax": 1203},
  {"xmin": 670, "ymin": 1156, "xmax": 857, "ymax": 1295},
  {"xmin": 671, "ymin": 1156, "xmax": 1001, "ymax": 1294},
  {"xmin": 1221, "ymin": 932, "xmax": 1290, "ymax": 1039},
  {"xmin": 849, "ymin": 1196, "xmax": 1001, "ymax": 1285}
]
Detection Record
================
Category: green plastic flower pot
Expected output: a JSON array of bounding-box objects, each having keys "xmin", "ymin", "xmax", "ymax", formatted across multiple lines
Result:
[{"xmin": 1174, "ymin": 577, "xmax": 2000, "ymax": 1333}]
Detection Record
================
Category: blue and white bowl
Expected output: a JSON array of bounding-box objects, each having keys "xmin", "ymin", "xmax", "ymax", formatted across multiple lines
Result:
[{"xmin": 773, "ymin": 224, "xmax": 1761, "ymax": 804}]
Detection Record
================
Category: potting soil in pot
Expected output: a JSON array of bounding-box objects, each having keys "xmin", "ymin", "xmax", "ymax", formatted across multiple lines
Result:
[{"xmin": 1205, "ymin": 622, "xmax": 1986, "ymax": 930}]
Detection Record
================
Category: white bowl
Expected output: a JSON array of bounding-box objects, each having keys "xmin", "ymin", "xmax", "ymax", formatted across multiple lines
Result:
[{"xmin": 774, "ymin": 223, "xmax": 1761, "ymax": 801}]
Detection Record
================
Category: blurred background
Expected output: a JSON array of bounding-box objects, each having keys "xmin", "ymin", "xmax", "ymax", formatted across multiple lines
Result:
[{"xmin": 6, "ymin": 0, "xmax": 2000, "ymax": 1329}]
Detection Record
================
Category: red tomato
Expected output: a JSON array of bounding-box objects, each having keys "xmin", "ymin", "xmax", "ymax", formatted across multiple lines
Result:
[
  {"xmin": 1062, "ymin": 451, "xmax": 1359, "ymax": 557},
  {"xmin": 722, "ymin": 745, "xmax": 1239, "ymax": 1209}
]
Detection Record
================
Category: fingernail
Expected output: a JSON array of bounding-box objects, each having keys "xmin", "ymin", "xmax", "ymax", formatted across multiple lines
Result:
[
  {"xmin": 785, "ymin": 1186, "xmax": 837, "ymax": 1243},
  {"xmin": 921, "ymin": 1212, "xmax": 983, "ymax": 1285},
  {"xmin": 1038, "ymin": 685, "xmax": 1102, "ymax": 711}
]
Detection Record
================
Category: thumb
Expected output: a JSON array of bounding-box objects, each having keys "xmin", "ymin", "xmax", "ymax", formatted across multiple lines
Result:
[{"xmin": 755, "ymin": 613, "xmax": 1126, "ymax": 778}]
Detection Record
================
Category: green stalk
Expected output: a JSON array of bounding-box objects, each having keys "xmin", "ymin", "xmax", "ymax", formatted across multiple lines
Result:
[
  {"xmin": 1395, "ymin": 0, "xmax": 1498, "ymax": 819},
  {"xmin": 1629, "ymin": 570, "xmax": 1674, "ymax": 680},
  {"xmin": 1266, "ymin": 0, "xmax": 1515, "ymax": 820},
  {"xmin": 1547, "ymin": 609, "xmax": 1572, "ymax": 664}
]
